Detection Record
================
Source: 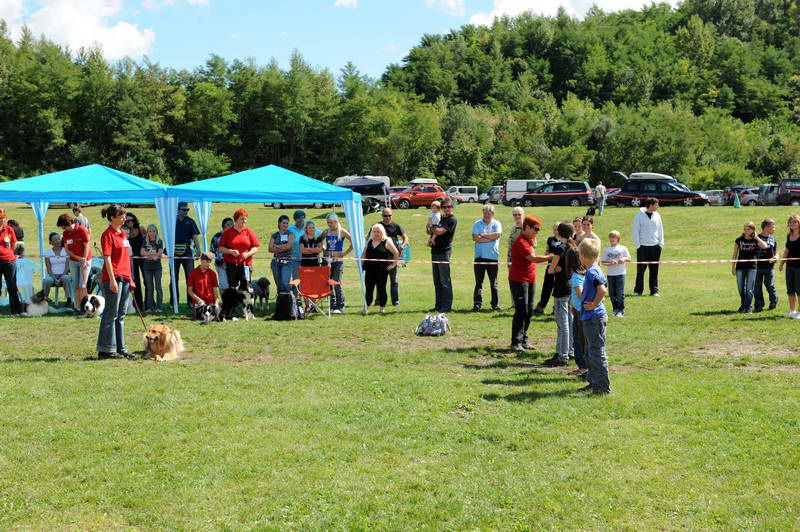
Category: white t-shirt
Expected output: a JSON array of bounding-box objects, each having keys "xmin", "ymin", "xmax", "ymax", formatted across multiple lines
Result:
[
  {"xmin": 428, "ymin": 211, "xmax": 441, "ymax": 226},
  {"xmin": 44, "ymin": 247, "xmax": 68, "ymax": 276},
  {"xmin": 601, "ymin": 244, "xmax": 630, "ymax": 277}
]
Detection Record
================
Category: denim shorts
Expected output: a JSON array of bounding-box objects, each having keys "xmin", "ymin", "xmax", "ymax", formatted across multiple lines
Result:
[
  {"xmin": 786, "ymin": 267, "xmax": 800, "ymax": 295},
  {"xmin": 69, "ymin": 260, "xmax": 90, "ymax": 288}
]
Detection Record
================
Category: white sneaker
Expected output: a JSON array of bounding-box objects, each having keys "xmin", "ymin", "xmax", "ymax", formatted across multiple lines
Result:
[
  {"xmin": 332, "ymin": 309, "xmax": 342, "ymax": 314},
  {"xmin": 793, "ymin": 313, "xmax": 800, "ymax": 320},
  {"xmin": 785, "ymin": 310, "xmax": 798, "ymax": 318}
]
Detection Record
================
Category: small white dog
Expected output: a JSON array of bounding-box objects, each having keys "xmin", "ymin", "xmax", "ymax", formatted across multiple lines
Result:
[
  {"xmin": 80, "ymin": 294, "xmax": 106, "ymax": 318},
  {"xmin": 21, "ymin": 291, "xmax": 50, "ymax": 317}
]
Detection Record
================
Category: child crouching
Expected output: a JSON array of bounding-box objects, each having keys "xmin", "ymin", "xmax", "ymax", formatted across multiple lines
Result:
[{"xmin": 579, "ymin": 238, "xmax": 611, "ymax": 395}]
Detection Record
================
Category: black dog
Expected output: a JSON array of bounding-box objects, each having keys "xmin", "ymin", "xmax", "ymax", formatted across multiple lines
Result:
[
  {"xmin": 193, "ymin": 303, "xmax": 221, "ymax": 324},
  {"xmin": 220, "ymin": 279, "xmax": 255, "ymax": 321},
  {"xmin": 250, "ymin": 277, "xmax": 271, "ymax": 311}
]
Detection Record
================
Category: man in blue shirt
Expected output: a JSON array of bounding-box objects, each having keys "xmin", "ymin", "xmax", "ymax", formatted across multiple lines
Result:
[
  {"xmin": 471, "ymin": 204, "xmax": 503, "ymax": 311},
  {"xmin": 170, "ymin": 202, "xmax": 201, "ymax": 307}
]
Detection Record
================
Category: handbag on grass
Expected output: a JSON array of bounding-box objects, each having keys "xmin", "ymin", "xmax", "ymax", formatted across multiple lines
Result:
[{"xmin": 415, "ymin": 313, "xmax": 450, "ymax": 336}]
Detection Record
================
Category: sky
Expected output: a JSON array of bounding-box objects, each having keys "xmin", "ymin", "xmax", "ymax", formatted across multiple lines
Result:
[{"xmin": 0, "ymin": 0, "xmax": 680, "ymax": 78}]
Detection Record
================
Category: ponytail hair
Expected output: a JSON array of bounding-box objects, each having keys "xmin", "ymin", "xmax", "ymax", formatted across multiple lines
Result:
[{"xmin": 101, "ymin": 204, "xmax": 126, "ymax": 221}]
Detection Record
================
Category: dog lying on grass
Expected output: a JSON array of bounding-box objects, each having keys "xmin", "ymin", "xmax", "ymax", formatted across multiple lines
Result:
[{"xmin": 143, "ymin": 324, "xmax": 184, "ymax": 361}]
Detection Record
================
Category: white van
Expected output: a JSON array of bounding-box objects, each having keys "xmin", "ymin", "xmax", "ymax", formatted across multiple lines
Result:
[
  {"xmin": 447, "ymin": 186, "xmax": 479, "ymax": 203},
  {"xmin": 504, "ymin": 179, "xmax": 550, "ymax": 205}
]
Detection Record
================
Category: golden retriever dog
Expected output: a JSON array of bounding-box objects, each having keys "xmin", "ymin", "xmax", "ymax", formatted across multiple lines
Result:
[{"xmin": 143, "ymin": 324, "xmax": 184, "ymax": 361}]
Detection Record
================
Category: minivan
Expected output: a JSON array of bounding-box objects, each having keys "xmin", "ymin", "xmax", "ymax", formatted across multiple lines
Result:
[
  {"xmin": 611, "ymin": 174, "xmax": 707, "ymax": 206},
  {"xmin": 777, "ymin": 178, "xmax": 800, "ymax": 206},
  {"xmin": 513, "ymin": 181, "xmax": 593, "ymax": 207},
  {"xmin": 446, "ymin": 186, "xmax": 479, "ymax": 203}
]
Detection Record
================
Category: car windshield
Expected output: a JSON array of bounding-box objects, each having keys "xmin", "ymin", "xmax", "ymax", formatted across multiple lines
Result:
[{"xmin": 674, "ymin": 182, "xmax": 690, "ymax": 191}]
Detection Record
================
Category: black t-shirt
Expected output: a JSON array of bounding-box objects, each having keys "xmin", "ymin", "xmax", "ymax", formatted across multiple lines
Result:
[
  {"xmin": 300, "ymin": 235, "xmax": 323, "ymax": 266},
  {"xmin": 756, "ymin": 234, "xmax": 776, "ymax": 270},
  {"xmin": 431, "ymin": 215, "xmax": 457, "ymax": 253},
  {"xmin": 381, "ymin": 222, "xmax": 404, "ymax": 245},
  {"xmin": 735, "ymin": 236, "xmax": 759, "ymax": 270},
  {"xmin": 129, "ymin": 230, "xmax": 144, "ymax": 258},
  {"xmin": 552, "ymin": 245, "xmax": 571, "ymax": 297},
  {"xmin": 786, "ymin": 235, "xmax": 800, "ymax": 269}
]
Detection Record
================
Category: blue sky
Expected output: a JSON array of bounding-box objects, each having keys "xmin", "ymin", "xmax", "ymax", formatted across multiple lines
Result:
[{"xmin": 1, "ymin": 0, "xmax": 680, "ymax": 78}]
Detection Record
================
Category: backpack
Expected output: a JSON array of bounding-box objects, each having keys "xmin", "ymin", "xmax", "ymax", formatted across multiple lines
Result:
[
  {"xmin": 272, "ymin": 291, "xmax": 304, "ymax": 320},
  {"xmin": 415, "ymin": 313, "xmax": 451, "ymax": 336}
]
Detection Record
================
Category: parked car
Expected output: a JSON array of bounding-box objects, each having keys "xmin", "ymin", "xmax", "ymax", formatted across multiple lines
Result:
[
  {"xmin": 612, "ymin": 173, "xmax": 708, "ymax": 206},
  {"xmin": 479, "ymin": 185, "xmax": 503, "ymax": 204},
  {"xmin": 388, "ymin": 186, "xmax": 409, "ymax": 194},
  {"xmin": 777, "ymin": 178, "xmax": 800, "ymax": 206},
  {"xmin": 758, "ymin": 184, "xmax": 779, "ymax": 206},
  {"xmin": 513, "ymin": 180, "xmax": 593, "ymax": 207},
  {"xmin": 723, "ymin": 185, "xmax": 755, "ymax": 205},
  {"xmin": 390, "ymin": 184, "xmax": 448, "ymax": 209},
  {"xmin": 446, "ymin": 185, "xmax": 479, "ymax": 203},
  {"xmin": 701, "ymin": 190, "xmax": 725, "ymax": 206},
  {"xmin": 737, "ymin": 186, "xmax": 760, "ymax": 206},
  {"xmin": 268, "ymin": 201, "xmax": 332, "ymax": 209},
  {"xmin": 503, "ymin": 178, "xmax": 551, "ymax": 205}
]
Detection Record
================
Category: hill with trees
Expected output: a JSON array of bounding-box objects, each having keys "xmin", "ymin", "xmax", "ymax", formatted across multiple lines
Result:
[{"xmin": 1, "ymin": 0, "xmax": 799, "ymax": 189}]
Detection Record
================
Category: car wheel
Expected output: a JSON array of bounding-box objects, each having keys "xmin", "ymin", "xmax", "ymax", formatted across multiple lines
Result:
[
  {"xmin": 313, "ymin": 202, "xmax": 323, "ymax": 209},
  {"xmin": 630, "ymin": 198, "xmax": 642, "ymax": 207},
  {"xmin": 569, "ymin": 198, "xmax": 581, "ymax": 207},
  {"xmin": 683, "ymin": 198, "xmax": 694, "ymax": 206},
  {"xmin": 792, "ymin": 199, "xmax": 800, "ymax": 207},
  {"xmin": 468, "ymin": 197, "xmax": 475, "ymax": 203},
  {"xmin": 746, "ymin": 200, "xmax": 757, "ymax": 206},
  {"xmin": 274, "ymin": 203, "xmax": 282, "ymax": 209},
  {"xmin": 523, "ymin": 198, "xmax": 534, "ymax": 207},
  {"xmin": 398, "ymin": 199, "xmax": 411, "ymax": 209}
]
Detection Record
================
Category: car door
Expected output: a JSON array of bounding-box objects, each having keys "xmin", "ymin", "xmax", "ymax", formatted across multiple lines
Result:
[
  {"xmin": 656, "ymin": 181, "xmax": 680, "ymax": 204},
  {"xmin": 416, "ymin": 186, "xmax": 436, "ymax": 206}
]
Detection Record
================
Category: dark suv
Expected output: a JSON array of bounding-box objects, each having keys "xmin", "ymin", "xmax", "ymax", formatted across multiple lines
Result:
[
  {"xmin": 513, "ymin": 181, "xmax": 593, "ymax": 207},
  {"xmin": 777, "ymin": 178, "xmax": 800, "ymax": 206},
  {"xmin": 612, "ymin": 178, "xmax": 707, "ymax": 207}
]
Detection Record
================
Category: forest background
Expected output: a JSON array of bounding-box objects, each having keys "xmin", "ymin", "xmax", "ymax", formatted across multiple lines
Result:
[{"xmin": 1, "ymin": 0, "xmax": 799, "ymax": 190}]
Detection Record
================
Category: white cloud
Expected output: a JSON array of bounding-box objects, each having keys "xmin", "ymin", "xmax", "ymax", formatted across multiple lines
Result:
[
  {"xmin": 0, "ymin": 0, "xmax": 25, "ymax": 27},
  {"xmin": 20, "ymin": 0, "xmax": 155, "ymax": 59},
  {"xmin": 142, "ymin": 0, "xmax": 209, "ymax": 10},
  {"xmin": 469, "ymin": 0, "xmax": 680, "ymax": 25},
  {"xmin": 186, "ymin": 0, "xmax": 208, "ymax": 5},
  {"xmin": 334, "ymin": 0, "xmax": 358, "ymax": 8},
  {"xmin": 424, "ymin": 0, "xmax": 465, "ymax": 16}
]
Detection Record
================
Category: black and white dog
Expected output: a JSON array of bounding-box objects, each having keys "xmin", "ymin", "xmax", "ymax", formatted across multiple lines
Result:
[
  {"xmin": 80, "ymin": 294, "xmax": 106, "ymax": 318},
  {"xmin": 21, "ymin": 290, "xmax": 51, "ymax": 317},
  {"xmin": 193, "ymin": 303, "xmax": 221, "ymax": 324},
  {"xmin": 220, "ymin": 278, "xmax": 255, "ymax": 321},
  {"xmin": 250, "ymin": 277, "xmax": 271, "ymax": 311}
]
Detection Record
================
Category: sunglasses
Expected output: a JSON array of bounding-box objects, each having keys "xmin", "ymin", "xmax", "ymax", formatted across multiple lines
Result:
[
  {"xmin": 532, "ymin": 226, "xmax": 541, "ymax": 232},
  {"xmin": 442, "ymin": 205, "xmax": 453, "ymax": 209},
  {"xmin": 382, "ymin": 214, "xmax": 392, "ymax": 217},
  {"xmin": 179, "ymin": 208, "xmax": 189, "ymax": 212}
]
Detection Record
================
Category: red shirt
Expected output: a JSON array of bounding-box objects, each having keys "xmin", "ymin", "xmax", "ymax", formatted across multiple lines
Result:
[
  {"xmin": 0, "ymin": 224, "xmax": 16, "ymax": 262},
  {"xmin": 509, "ymin": 235, "xmax": 537, "ymax": 283},
  {"xmin": 62, "ymin": 224, "xmax": 92, "ymax": 262},
  {"xmin": 219, "ymin": 226, "xmax": 260, "ymax": 266},
  {"xmin": 100, "ymin": 226, "xmax": 132, "ymax": 284},
  {"xmin": 188, "ymin": 267, "xmax": 218, "ymax": 305}
]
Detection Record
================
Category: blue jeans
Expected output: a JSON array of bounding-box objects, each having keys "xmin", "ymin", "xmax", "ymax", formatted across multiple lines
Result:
[
  {"xmin": 96, "ymin": 279, "xmax": 131, "ymax": 354},
  {"xmin": 583, "ymin": 314, "xmax": 610, "ymax": 393},
  {"xmin": 142, "ymin": 268, "xmax": 163, "ymax": 311},
  {"xmin": 754, "ymin": 268, "xmax": 777, "ymax": 310},
  {"xmin": 608, "ymin": 274, "xmax": 625, "ymax": 313},
  {"xmin": 736, "ymin": 268, "xmax": 757, "ymax": 311},
  {"xmin": 572, "ymin": 308, "xmax": 586, "ymax": 369},
  {"xmin": 328, "ymin": 259, "xmax": 345, "ymax": 310},
  {"xmin": 596, "ymin": 197, "xmax": 605, "ymax": 215},
  {"xmin": 431, "ymin": 251, "xmax": 452, "ymax": 312},
  {"xmin": 271, "ymin": 259, "xmax": 292, "ymax": 293},
  {"xmin": 553, "ymin": 296, "xmax": 571, "ymax": 361}
]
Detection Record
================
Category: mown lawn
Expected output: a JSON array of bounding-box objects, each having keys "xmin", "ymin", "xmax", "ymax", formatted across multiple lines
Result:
[{"xmin": 1, "ymin": 201, "xmax": 799, "ymax": 529}]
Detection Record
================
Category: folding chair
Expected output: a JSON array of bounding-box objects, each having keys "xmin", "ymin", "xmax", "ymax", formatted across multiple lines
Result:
[{"xmin": 289, "ymin": 266, "xmax": 340, "ymax": 318}]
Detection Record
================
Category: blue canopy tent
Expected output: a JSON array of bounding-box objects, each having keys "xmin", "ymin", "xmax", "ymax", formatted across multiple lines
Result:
[
  {"xmin": 0, "ymin": 164, "xmax": 172, "ymax": 295},
  {"xmin": 168, "ymin": 165, "xmax": 367, "ymax": 313}
]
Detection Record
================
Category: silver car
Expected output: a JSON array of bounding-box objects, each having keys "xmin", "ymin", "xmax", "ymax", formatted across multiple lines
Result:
[{"xmin": 702, "ymin": 190, "xmax": 725, "ymax": 206}]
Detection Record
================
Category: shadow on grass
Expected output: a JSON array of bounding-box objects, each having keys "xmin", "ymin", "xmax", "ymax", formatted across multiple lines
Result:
[
  {"xmin": 689, "ymin": 309, "xmax": 738, "ymax": 316},
  {"xmin": 482, "ymin": 387, "xmax": 578, "ymax": 402},
  {"xmin": 481, "ymin": 373, "xmax": 573, "ymax": 386},
  {"xmin": 0, "ymin": 356, "xmax": 65, "ymax": 363}
]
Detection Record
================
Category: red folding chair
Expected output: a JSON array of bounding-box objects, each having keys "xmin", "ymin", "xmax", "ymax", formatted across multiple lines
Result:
[{"xmin": 289, "ymin": 266, "xmax": 340, "ymax": 318}]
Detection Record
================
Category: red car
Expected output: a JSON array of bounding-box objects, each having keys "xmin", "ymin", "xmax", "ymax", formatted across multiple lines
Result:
[{"xmin": 390, "ymin": 185, "xmax": 448, "ymax": 209}]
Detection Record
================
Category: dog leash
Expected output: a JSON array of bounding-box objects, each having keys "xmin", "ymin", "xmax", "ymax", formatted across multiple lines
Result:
[{"xmin": 130, "ymin": 292, "xmax": 148, "ymax": 331}]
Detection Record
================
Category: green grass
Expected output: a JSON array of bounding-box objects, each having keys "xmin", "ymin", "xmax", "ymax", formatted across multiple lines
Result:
[{"xmin": 1, "ymin": 202, "xmax": 799, "ymax": 529}]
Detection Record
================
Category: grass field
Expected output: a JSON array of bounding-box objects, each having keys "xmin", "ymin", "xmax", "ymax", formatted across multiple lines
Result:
[{"xmin": 1, "ymin": 201, "xmax": 799, "ymax": 529}]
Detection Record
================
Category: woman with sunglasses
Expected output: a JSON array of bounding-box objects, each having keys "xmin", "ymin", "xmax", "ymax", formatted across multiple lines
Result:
[
  {"xmin": 124, "ymin": 212, "xmax": 144, "ymax": 310},
  {"xmin": 219, "ymin": 208, "xmax": 260, "ymax": 289},
  {"xmin": 779, "ymin": 214, "xmax": 800, "ymax": 317},
  {"xmin": 508, "ymin": 215, "xmax": 553, "ymax": 352}
]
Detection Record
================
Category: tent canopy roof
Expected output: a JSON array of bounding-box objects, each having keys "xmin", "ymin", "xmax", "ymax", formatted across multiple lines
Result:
[
  {"xmin": 338, "ymin": 177, "xmax": 387, "ymax": 189},
  {"xmin": 0, "ymin": 164, "xmax": 169, "ymax": 203},
  {"xmin": 169, "ymin": 165, "xmax": 359, "ymax": 203}
]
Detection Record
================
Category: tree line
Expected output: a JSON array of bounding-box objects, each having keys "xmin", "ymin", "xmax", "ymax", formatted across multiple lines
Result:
[{"xmin": 1, "ymin": 0, "xmax": 799, "ymax": 190}]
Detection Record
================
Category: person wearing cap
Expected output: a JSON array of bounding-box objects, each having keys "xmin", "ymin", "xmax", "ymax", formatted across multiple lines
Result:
[
  {"xmin": 218, "ymin": 208, "xmax": 260, "ymax": 289},
  {"xmin": 322, "ymin": 213, "xmax": 353, "ymax": 313},
  {"xmin": 288, "ymin": 210, "xmax": 321, "ymax": 283},
  {"xmin": 0, "ymin": 208, "xmax": 22, "ymax": 314},
  {"xmin": 170, "ymin": 201, "xmax": 201, "ymax": 307},
  {"xmin": 188, "ymin": 251, "xmax": 220, "ymax": 307},
  {"xmin": 57, "ymin": 213, "xmax": 92, "ymax": 310}
]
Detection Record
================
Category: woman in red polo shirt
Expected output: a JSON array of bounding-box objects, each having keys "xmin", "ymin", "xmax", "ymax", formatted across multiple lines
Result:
[
  {"xmin": 57, "ymin": 213, "xmax": 92, "ymax": 310},
  {"xmin": 0, "ymin": 208, "xmax": 22, "ymax": 314},
  {"xmin": 509, "ymin": 214, "xmax": 552, "ymax": 352},
  {"xmin": 218, "ymin": 208, "xmax": 260, "ymax": 289},
  {"xmin": 96, "ymin": 204, "xmax": 134, "ymax": 360}
]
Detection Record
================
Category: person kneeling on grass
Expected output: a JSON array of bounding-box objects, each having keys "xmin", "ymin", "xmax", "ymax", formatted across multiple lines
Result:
[
  {"xmin": 578, "ymin": 238, "xmax": 611, "ymax": 395},
  {"xmin": 188, "ymin": 252, "xmax": 221, "ymax": 310}
]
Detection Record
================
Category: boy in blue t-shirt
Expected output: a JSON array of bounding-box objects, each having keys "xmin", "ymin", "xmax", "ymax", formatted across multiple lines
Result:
[{"xmin": 579, "ymin": 238, "xmax": 610, "ymax": 394}]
